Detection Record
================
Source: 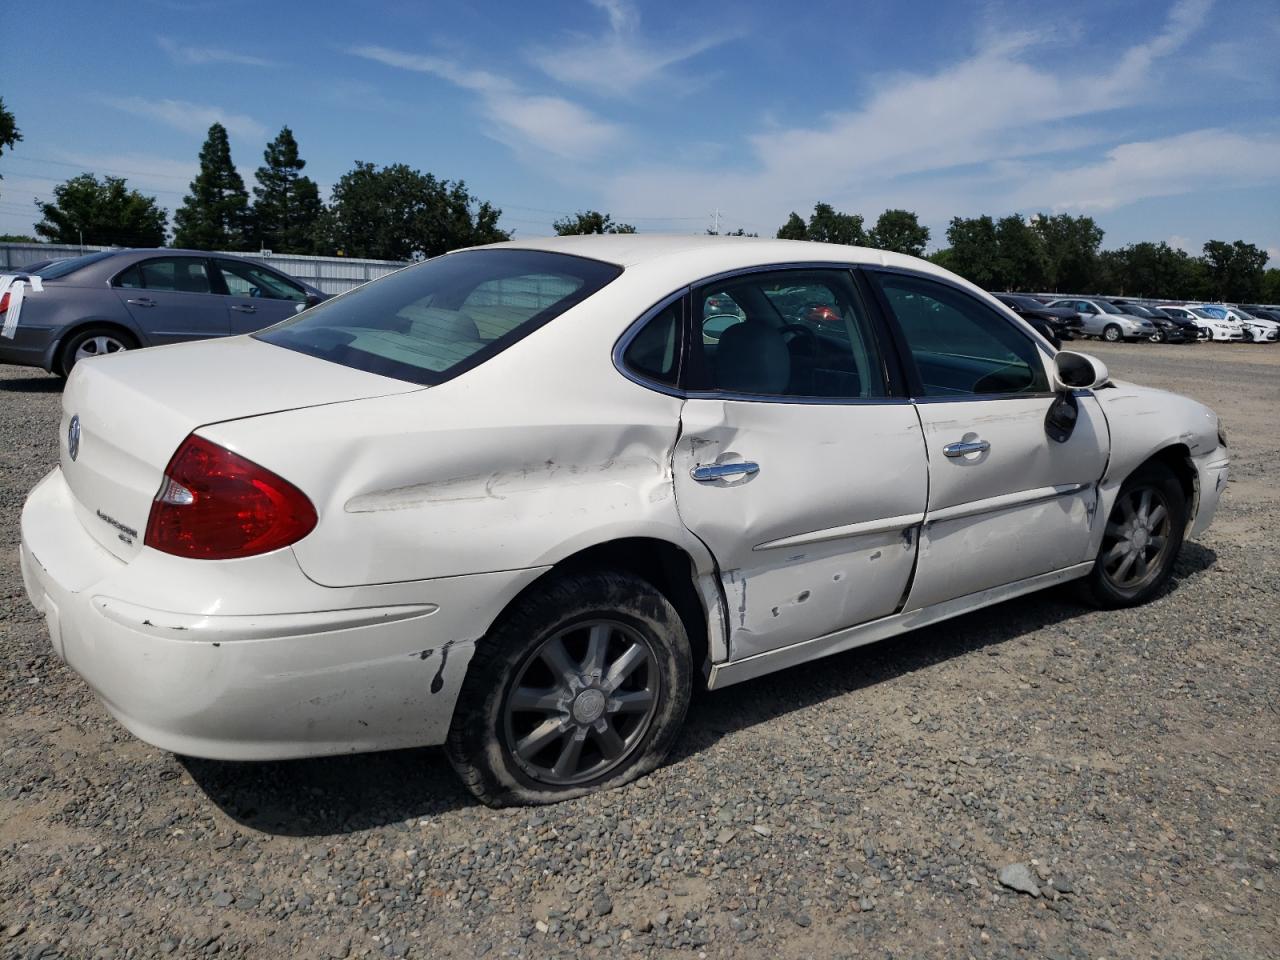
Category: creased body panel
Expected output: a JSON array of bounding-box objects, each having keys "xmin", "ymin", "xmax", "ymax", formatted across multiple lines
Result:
[
  {"xmin": 206, "ymin": 342, "xmax": 702, "ymax": 587},
  {"xmin": 672, "ymin": 399, "xmax": 927, "ymax": 660}
]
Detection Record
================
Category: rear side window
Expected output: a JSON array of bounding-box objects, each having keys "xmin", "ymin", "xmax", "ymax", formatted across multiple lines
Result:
[
  {"xmin": 30, "ymin": 251, "xmax": 116, "ymax": 279},
  {"xmin": 114, "ymin": 257, "xmax": 213, "ymax": 294},
  {"xmin": 872, "ymin": 273, "xmax": 1048, "ymax": 397},
  {"xmin": 257, "ymin": 250, "xmax": 622, "ymax": 385},
  {"xmin": 687, "ymin": 269, "xmax": 887, "ymax": 400},
  {"xmin": 622, "ymin": 300, "xmax": 682, "ymax": 387}
]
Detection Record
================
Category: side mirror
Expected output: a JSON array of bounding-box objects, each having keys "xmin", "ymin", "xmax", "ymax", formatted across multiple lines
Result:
[
  {"xmin": 1052, "ymin": 351, "xmax": 1109, "ymax": 391},
  {"xmin": 306, "ymin": 293, "xmax": 323, "ymax": 307}
]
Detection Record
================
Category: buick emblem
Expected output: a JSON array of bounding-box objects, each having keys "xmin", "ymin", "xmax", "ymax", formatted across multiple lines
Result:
[{"xmin": 68, "ymin": 414, "xmax": 81, "ymax": 462}]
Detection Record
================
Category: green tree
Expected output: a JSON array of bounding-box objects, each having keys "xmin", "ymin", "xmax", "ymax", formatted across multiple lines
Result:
[
  {"xmin": 251, "ymin": 126, "xmax": 324, "ymax": 254},
  {"xmin": 1095, "ymin": 241, "xmax": 1205, "ymax": 299},
  {"xmin": 991, "ymin": 214, "xmax": 1046, "ymax": 290},
  {"xmin": 33, "ymin": 174, "xmax": 167, "ymax": 246},
  {"xmin": 323, "ymin": 161, "xmax": 508, "ymax": 260},
  {"xmin": 805, "ymin": 202, "xmax": 865, "ymax": 245},
  {"xmin": 943, "ymin": 215, "xmax": 999, "ymax": 288},
  {"xmin": 1261, "ymin": 267, "xmax": 1280, "ymax": 304},
  {"xmin": 0, "ymin": 97, "xmax": 20, "ymax": 200},
  {"xmin": 1201, "ymin": 240, "xmax": 1268, "ymax": 302},
  {"xmin": 775, "ymin": 212, "xmax": 808, "ymax": 240},
  {"xmin": 1030, "ymin": 213, "xmax": 1104, "ymax": 291},
  {"xmin": 173, "ymin": 123, "xmax": 251, "ymax": 250},
  {"xmin": 867, "ymin": 209, "xmax": 929, "ymax": 257},
  {"xmin": 552, "ymin": 210, "xmax": 636, "ymax": 235}
]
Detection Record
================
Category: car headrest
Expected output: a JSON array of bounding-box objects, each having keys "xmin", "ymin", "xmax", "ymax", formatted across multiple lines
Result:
[{"xmin": 715, "ymin": 321, "xmax": 790, "ymax": 395}]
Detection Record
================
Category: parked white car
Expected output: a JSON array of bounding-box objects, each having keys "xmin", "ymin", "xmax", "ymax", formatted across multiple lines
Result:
[
  {"xmin": 20, "ymin": 237, "xmax": 1229, "ymax": 805},
  {"xmin": 1222, "ymin": 306, "xmax": 1279, "ymax": 343},
  {"xmin": 1156, "ymin": 305, "xmax": 1212, "ymax": 340},
  {"xmin": 1186, "ymin": 305, "xmax": 1246, "ymax": 341},
  {"xmin": 1045, "ymin": 298, "xmax": 1156, "ymax": 341}
]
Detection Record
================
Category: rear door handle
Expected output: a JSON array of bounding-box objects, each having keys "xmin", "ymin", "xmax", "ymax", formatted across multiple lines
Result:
[
  {"xmin": 126, "ymin": 297, "xmax": 155, "ymax": 307},
  {"xmin": 691, "ymin": 461, "xmax": 760, "ymax": 481},
  {"xmin": 230, "ymin": 304, "xmax": 257, "ymax": 313},
  {"xmin": 943, "ymin": 439, "xmax": 990, "ymax": 458}
]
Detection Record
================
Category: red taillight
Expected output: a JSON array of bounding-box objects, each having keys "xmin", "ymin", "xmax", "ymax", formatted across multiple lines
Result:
[
  {"xmin": 0, "ymin": 292, "xmax": 9, "ymax": 314},
  {"xmin": 145, "ymin": 435, "xmax": 317, "ymax": 560}
]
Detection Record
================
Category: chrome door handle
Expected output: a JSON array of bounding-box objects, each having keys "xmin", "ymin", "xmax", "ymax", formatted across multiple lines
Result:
[
  {"xmin": 231, "ymin": 304, "xmax": 257, "ymax": 313},
  {"xmin": 943, "ymin": 439, "xmax": 990, "ymax": 458},
  {"xmin": 690, "ymin": 461, "xmax": 760, "ymax": 482},
  {"xmin": 126, "ymin": 297, "xmax": 155, "ymax": 307}
]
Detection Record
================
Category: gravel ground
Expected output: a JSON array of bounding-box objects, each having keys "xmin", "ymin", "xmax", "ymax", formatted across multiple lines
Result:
[{"xmin": 2, "ymin": 341, "xmax": 1277, "ymax": 959}]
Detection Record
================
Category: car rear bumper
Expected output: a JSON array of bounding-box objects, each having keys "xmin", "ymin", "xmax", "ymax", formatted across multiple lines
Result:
[
  {"xmin": 0, "ymin": 324, "xmax": 59, "ymax": 371},
  {"xmin": 20, "ymin": 468, "xmax": 545, "ymax": 761}
]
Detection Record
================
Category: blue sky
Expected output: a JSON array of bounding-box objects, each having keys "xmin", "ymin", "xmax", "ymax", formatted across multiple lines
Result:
[{"xmin": 3, "ymin": 0, "xmax": 1278, "ymax": 261}]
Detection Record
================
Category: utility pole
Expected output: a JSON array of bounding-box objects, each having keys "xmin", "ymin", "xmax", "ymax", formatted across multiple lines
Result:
[{"xmin": 710, "ymin": 208, "xmax": 721, "ymax": 235}]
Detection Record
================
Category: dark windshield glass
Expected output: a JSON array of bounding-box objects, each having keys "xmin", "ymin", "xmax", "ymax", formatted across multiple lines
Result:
[
  {"xmin": 257, "ymin": 249, "xmax": 622, "ymax": 385},
  {"xmin": 28, "ymin": 251, "xmax": 117, "ymax": 279}
]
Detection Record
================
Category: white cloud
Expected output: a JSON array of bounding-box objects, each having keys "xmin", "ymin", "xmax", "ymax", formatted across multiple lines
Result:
[
  {"xmin": 529, "ymin": 0, "xmax": 724, "ymax": 98},
  {"xmin": 349, "ymin": 45, "xmax": 622, "ymax": 159},
  {"xmin": 157, "ymin": 36, "xmax": 275, "ymax": 67},
  {"xmin": 1167, "ymin": 234, "xmax": 1192, "ymax": 252},
  {"xmin": 601, "ymin": 0, "xmax": 1232, "ymax": 234},
  {"xmin": 102, "ymin": 96, "xmax": 266, "ymax": 139},
  {"xmin": 1025, "ymin": 130, "xmax": 1280, "ymax": 211}
]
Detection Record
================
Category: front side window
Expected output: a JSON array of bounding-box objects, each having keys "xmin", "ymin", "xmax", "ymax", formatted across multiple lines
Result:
[
  {"xmin": 114, "ymin": 257, "xmax": 213, "ymax": 294},
  {"xmin": 687, "ymin": 269, "xmax": 886, "ymax": 400},
  {"xmin": 257, "ymin": 249, "xmax": 622, "ymax": 385},
  {"xmin": 872, "ymin": 273, "xmax": 1048, "ymax": 397},
  {"xmin": 216, "ymin": 259, "xmax": 306, "ymax": 301}
]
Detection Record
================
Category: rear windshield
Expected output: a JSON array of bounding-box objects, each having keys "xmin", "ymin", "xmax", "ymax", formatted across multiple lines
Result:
[
  {"xmin": 257, "ymin": 249, "xmax": 622, "ymax": 385},
  {"xmin": 26, "ymin": 251, "xmax": 117, "ymax": 279}
]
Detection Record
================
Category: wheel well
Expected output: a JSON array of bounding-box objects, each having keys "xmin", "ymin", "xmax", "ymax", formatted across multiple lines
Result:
[
  {"xmin": 52, "ymin": 321, "xmax": 140, "ymax": 373},
  {"xmin": 494, "ymin": 538, "xmax": 711, "ymax": 685},
  {"xmin": 1144, "ymin": 444, "xmax": 1197, "ymax": 523}
]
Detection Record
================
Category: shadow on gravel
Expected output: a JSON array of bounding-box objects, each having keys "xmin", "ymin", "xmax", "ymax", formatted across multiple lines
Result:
[
  {"xmin": 183, "ymin": 543, "xmax": 1217, "ymax": 834},
  {"xmin": 0, "ymin": 374, "xmax": 62, "ymax": 393}
]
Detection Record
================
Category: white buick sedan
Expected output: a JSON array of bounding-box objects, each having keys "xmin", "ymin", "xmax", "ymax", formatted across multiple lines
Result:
[{"xmin": 20, "ymin": 236, "xmax": 1229, "ymax": 806}]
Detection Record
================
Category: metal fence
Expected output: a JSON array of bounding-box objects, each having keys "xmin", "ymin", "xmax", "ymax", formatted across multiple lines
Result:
[{"xmin": 0, "ymin": 243, "xmax": 409, "ymax": 295}]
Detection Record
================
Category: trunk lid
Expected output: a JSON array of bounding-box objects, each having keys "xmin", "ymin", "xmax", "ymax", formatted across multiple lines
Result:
[{"xmin": 59, "ymin": 335, "xmax": 420, "ymax": 561}]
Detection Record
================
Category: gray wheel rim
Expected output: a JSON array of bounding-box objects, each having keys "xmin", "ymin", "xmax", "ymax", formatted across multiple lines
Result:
[
  {"xmin": 75, "ymin": 335, "xmax": 128, "ymax": 362},
  {"xmin": 1101, "ymin": 486, "xmax": 1172, "ymax": 590},
  {"xmin": 502, "ymin": 619, "xmax": 661, "ymax": 787},
  {"xmin": 1104, "ymin": 327, "xmax": 1120, "ymax": 341}
]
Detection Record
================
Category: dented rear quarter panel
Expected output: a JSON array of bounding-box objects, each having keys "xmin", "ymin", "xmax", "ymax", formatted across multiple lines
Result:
[{"xmin": 201, "ymin": 268, "xmax": 717, "ymax": 589}]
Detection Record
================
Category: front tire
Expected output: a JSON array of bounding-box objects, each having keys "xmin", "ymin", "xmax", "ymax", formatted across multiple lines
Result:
[
  {"xmin": 446, "ymin": 571, "xmax": 693, "ymax": 807},
  {"xmin": 1103, "ymin": 324, "xmax": 1122, "ymax": 343},
  {"xmin": 1081, "ymin": 462, "xmax": 1187, "ymax": 608}
]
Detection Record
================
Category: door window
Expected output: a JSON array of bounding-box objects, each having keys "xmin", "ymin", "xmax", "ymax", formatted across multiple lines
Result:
[
  {"xmin": 114, "ymin": 257, "xmax": 213, "ymax": 294},
  {"xmin": 688, "ymin": 270, "xmax": 886, "ymax": 400},
  {"xmin": 215, "ymin": 259, "xmax": 306, "ymax": 301},
  {"xmin": 872, "ymin": 273, "xmax": 1048, "ymax": 397}
]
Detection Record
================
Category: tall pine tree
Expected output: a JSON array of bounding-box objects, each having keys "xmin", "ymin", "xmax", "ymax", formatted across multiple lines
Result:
[
  {"xmin": 251, "ymin": 126, "xmax": 323, "ymax": 253},
  {"xmin": 173, "ymin": 123, "xmax": 250, "ymax": 250}
]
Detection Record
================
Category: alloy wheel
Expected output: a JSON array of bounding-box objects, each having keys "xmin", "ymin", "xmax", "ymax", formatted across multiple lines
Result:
[
  {"xmin": 1100, "ymin": 486, "xmax": 1173, "ymax": 591},
  {"xmin": 74, "ymin": 335, "xmax": 129, "ymax": 362},
  {"xmin": 502, "ymin": 619, "xmax": 661, "ymax": 786}
]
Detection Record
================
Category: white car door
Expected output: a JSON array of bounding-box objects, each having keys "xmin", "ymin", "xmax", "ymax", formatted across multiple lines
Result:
[
  {"xmin": 662, "ymin": 268, "xmax": 929, "ymax": 661},
  {"xmin": 868, "ymin": 271, "xmax": 1110, "ymax": 610}
]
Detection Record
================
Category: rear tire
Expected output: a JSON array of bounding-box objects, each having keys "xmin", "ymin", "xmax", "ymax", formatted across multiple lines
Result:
[
  {"xmin": 58, "ymin": 326, "xmax": 137, "ymax": 376},
  {"xmin": 446, "ymin": 571, "xmax": 693, "ymax": 807},
  {"xmin": 1080, "ymin": 462, "xmax": 1187, "ymax": 609},
  {"xmin": 1103, "ymin": 324, "xmax": 1122, "ymax": 343}
]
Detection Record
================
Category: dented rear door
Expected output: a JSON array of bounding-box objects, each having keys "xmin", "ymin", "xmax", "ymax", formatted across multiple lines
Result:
[{"xmin": 672, "ymin": 399, "xmax": 927, "ymax": 660}]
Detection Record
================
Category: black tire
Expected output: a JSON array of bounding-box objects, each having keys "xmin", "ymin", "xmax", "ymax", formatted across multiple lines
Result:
[
  {"xmin": 1103, "ymin": 324, "xmax": 1122, "ymax": 343},
  {"xmin": 1080, "ymin": 461, "xmax": 1187, "ymax": 609},
  {"xmin": 446, "ymin": 571, "xmax": 693, "ymax": 807},
  {"xmin": 58, "ymin": 326, "xmax": 138, "ymax": 376},
  {"xmin": 1149, "ymin": 329, "xmax": 1165, "ymax": 343}
]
